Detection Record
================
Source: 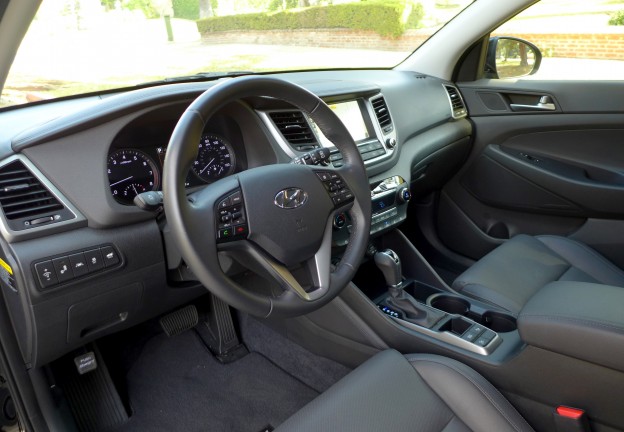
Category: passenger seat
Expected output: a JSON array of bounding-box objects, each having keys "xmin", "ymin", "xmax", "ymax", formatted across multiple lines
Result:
[{"xmin": 452, "ymin": 234, "xmax": 624, "ymax": 315}]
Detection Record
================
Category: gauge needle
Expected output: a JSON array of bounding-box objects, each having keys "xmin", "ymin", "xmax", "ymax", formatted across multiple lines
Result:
[
  {"xmin": 132, "ymin": 184, "xmax": 138, "ymax": 195},
  {"xmin": 110, "ymin": 175, "xmax": 133, "ymax": 187},
  {"xmin": 200, "ymin": 158, "xmax": 216, "ymax": 174}
]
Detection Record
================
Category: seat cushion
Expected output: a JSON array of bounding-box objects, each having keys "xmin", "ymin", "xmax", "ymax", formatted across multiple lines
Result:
[
  {"xmin": 452, "ymin": 234, "xmax": 624, "ymax": 315},
  {"xmin": 275, "ymin": 349, "xmax": 532, "ymax": 432}
]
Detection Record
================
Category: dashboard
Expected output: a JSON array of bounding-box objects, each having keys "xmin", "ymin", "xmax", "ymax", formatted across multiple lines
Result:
[{"xmin": 0, "ymin": 69, "xmax": 472, "ymax": 368}]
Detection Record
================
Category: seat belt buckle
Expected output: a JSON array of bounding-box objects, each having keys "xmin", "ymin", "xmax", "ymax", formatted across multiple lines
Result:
[{"xmin": 554, "ymin": 406, "xmax": 591, "ymax": 432}]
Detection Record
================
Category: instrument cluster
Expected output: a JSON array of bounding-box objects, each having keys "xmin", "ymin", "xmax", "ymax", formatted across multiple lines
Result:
[{"xmin": 107, "ymin": 133, "xmax": 236, "ymax": 205}]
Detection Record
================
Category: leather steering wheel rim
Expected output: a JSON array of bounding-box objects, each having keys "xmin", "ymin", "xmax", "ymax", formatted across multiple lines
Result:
[{"xmin": 163, "ymin": 76, "xmax": 371, "ymax": 318}]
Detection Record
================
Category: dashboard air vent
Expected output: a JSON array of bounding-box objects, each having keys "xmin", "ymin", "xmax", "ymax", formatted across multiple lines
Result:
[
  {"xmin": 444, "ymin": 85, "xmax": 468, "ymax": 118},
  {"xmin": 269, "ymin": 111, "xmax": 319, "ymax": 151},
  {"xmin": 0, "ymin": 160, "xmax": 71, "ymax": 231},
  {"xmin": 371, "ymin": 96, "xmax": 393, "ymax": 134}
]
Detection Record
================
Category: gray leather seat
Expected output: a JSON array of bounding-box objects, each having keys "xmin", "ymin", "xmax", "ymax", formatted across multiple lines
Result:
[
  {"xmin": 452, "ymin": 234, "xmax": 624, "ymax": 315},
  {"xmin": 277, "ymin": 349, "xmax": 533, "ymax": 432}
]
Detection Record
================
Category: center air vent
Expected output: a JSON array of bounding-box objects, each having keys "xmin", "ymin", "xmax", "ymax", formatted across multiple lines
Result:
[
  {"xmin": 269, "ymin": 111, "xmax": 319, "ymax": 151},
  {"xmin": 371, "ymin": 96, "xmax": 393, "ymax": 134},
  {"xmin": 444, "ymin": 85, "xmax": 468, "ymax": 119},
  {"xmin": 0, "ymin": 160, "xmax": 74, "ymax": 231}
]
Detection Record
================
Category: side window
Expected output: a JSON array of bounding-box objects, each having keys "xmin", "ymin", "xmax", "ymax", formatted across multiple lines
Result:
[{"xmin": 487, "ymin": 0, "xmax": 624, "ymax": 80}]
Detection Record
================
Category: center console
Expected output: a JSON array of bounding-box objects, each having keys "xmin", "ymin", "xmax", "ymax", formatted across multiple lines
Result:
[{"xmin": 371, "ymin": 247, "xmax": 515, "ymax": 356}]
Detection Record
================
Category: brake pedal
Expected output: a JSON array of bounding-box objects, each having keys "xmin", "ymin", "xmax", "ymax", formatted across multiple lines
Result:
[
  {"xmin": 196, "ymin": 294, "xmax": 248, "ymax": 363},
  {"xmin": 159, "ymin": 305, "xmax": 199, "ymax": 337}
]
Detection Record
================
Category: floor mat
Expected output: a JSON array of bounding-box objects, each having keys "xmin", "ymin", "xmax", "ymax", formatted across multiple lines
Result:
[
  {"xmin": 115, "ymin": 330, "xmax": 319, "ymax": 432},
  {"xmin": 239, "ymin": 314, "xmax": 351, "ymax": 393}
]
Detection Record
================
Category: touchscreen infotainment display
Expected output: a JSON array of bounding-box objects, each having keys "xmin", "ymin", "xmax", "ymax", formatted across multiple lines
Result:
[
  {"xmin": 329, "ymin": 101, "xmax": 370, "ymax": 141},
  {"xmin": 309, "ymin": 100, "xmax": 370, "ymax": 147}
]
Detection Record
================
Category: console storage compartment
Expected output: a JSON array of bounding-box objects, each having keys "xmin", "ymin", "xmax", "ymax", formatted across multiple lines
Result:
[{"xmin": 518, "ymin": 281, "xmax": 624, "ymax": 373}]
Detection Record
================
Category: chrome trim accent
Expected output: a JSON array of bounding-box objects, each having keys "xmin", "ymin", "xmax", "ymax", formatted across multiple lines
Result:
[
  {"xmin": 274, "ymin": 188, "xmax": 308, "ymax": 209},
  {"xmin": 306, "ymin": 216, "xmax": 334, "ymax": 300},
  {"xmin": 443, "ymin": 84, "xmax": 468, "ymax": 119},
  {"xmin": 0, "ymin": 154, "xmax": 87, "ymax": 242}
]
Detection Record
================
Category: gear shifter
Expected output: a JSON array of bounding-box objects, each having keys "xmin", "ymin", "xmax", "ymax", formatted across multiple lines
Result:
[
  {"xmin": 374, "ymin": 249, "xmax": 444, "ymax": 328},
  {"xmin": 374, "ymin": 249, "xmax": 402, "ymax": 288}
]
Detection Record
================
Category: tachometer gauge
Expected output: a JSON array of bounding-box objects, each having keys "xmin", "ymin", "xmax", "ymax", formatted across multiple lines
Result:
[
  {"xmin": 192, "ymin": 134, "xmax": 236, "ymax": 182},
  {"xmin": 107, "ymin": 149, "xmax": 159, "ymax": 205}
]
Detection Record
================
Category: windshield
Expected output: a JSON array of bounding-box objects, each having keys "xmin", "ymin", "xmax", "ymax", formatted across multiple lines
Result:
[{"xmin": 1, "ymin": 0, "xmax": 473, "ymax": 108}]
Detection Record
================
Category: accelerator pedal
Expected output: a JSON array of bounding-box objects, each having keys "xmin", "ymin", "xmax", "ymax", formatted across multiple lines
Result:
[
  {"xmin": 196, "ymin": 294, "xmax": 248, "ymax": 363},
  {"xmin": 159, "ymin": 304, "xmax": 199, "ymax": 337},
  {"xmin": 59, "ymin": 346, "xmax": 128, "ymax": 432}
]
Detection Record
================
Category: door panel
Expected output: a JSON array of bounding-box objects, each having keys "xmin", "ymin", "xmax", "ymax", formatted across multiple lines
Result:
[{"xmin": 438, "ymin": 80, "xmax": 624, "ymax": 267}]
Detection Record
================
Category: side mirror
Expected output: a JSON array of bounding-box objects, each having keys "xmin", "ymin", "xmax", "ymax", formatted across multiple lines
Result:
[{"xmin": 485, "ymin": 37, "xmax": 542, "ymax": 79}]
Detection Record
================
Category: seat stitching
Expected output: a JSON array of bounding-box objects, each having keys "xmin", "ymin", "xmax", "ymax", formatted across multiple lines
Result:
[
  {"xmin": 407, "ymin": 356, "xmax": 529, "ymax": 432},
  {"xmin": 537, "ymin": 235, "xmax": 624, "ymax": 280}
]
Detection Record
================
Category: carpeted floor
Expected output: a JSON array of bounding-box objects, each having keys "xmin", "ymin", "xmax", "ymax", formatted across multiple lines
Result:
[{"xmin": 115, "ymin": 329, "xmax": 320, "ymax": 432}]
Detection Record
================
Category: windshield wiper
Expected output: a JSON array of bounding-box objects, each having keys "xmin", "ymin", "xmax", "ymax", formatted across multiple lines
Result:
[{"xmin": 140, "ymin": 71, "xmax": 255, "ymax": 86}]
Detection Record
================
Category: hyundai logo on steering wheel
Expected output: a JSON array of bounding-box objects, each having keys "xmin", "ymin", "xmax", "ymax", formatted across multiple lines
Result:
[{"xmin": 274, "ymin": 188, "xmax": 308, "ymax": 209}]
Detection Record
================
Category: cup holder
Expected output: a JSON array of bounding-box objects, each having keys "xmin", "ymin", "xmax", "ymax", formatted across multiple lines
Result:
[
  {"xmin": 429, "ymin": 295, "xmax": 470, "ymax": 315},
  {"xmin": 482, "ymin": 311, "xmax": 517, "ymax": 333}
]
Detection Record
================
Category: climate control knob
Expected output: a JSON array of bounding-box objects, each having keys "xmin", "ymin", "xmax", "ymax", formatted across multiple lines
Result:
[{"xmin": 398, "ymin": 187, "xmax": 411, "ymax": 203}]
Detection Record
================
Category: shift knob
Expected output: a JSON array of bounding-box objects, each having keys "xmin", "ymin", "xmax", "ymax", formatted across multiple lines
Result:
[{"xmin": 374, "ymin": 249, "xmax": 402, "ymax": 288}]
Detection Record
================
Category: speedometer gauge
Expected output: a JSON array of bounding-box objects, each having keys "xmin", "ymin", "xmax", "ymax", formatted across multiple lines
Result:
[
  {"xmin": 192, "ymin": 134, "xmax": 236, "ymax": 182},
  {"xmin": 108, "ymin": 149, "xmax": 159, "ymax": 205}
]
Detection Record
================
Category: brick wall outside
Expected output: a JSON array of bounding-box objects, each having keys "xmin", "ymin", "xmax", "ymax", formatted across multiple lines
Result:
[
  {"xmin": 498, "ymin": 32, "xmax": 624, "ymax": 61},
  {"xmin": 201, "ymin": 28, "xmax": 624, "ymax": 61}
]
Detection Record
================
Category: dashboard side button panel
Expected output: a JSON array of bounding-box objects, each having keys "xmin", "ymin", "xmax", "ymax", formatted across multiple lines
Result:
[
  {"xmin": 84, "ymin": 249, "xmax": 104, "ymax": 272},
  {"xmin": 34, "ymin": 260, "xmax": 58, "ymax": 288},
  {"xmin": 100, "ymin": 246, "xmax": 120, "ymax": 268},
  {"xmin": 69, "ymin": 253, "xmax": 89, "ymax": 277},
  {"xmin": 52, "ymin": 256, "xmax": 73, "ymax": 283}
]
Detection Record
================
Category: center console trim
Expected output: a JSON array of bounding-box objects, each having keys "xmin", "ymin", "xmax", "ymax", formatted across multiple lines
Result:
[{"xmin": 390, "ymin": 315, "xmax": 502, "ymax": 356}]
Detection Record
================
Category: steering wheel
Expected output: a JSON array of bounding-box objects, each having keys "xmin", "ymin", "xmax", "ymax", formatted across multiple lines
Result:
[{"xmin": 163, "ymin": 76, "xmax": 371, "ymax": 318}]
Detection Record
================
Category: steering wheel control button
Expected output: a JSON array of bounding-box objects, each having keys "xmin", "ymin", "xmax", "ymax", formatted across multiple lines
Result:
[
  {"xmin": 34, "ymin": 261, "xmax": 58, "ymax": 288},
  {"xmin": 230, "ymin": 191, "xmax": 242, "ymax": 206},
  {"xmin": 52, "ymin": 257, "xmax": 73, "ymax": 283},
  {"xmin": 234, "ymin": 224, "xmax": 248, "ymax": 236},
  {"xmin": 101, "ymin": 246, "xmax": 120, "ymax": 268},
  {"xmin": 216, "ymin": 189, "xmax": 248, "ymax": 243},
  {"xmin": 218, "ymin": 197, "xmax": 232, "ymax": 209},
  {"xmin": 219, "ymin": 228, "xmax": 233, "ymax": 239},
  {"xmin": 316, "ymin": 171, "xmax": 354, "ymax": 208},
  {"xmin": 84, "ymin": 249, "xmax": 104, "ymax": 272},
  {"xmin": 316, "ymin": 172, "xmax": 331, "ymax": 182},
  {"xmin": 69, "ymin": 253, "xmax": 89, "ymax": 277}
]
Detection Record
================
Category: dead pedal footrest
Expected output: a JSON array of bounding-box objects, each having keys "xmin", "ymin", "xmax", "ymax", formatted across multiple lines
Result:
[{"xmin": 60, "ymin": 346, "xmax": 128, "ymax": 432}]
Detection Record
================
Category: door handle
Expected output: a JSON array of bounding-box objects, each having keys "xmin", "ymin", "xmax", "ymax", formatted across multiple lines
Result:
[{"xmin": 510, "ymin": 96, "xmax": 556, "ymax": 112}]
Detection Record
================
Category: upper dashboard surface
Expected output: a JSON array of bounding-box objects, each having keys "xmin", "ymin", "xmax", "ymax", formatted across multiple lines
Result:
[{"xmin": 0, "ymin": 69, "xmax": 467, "ymax": 235}]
